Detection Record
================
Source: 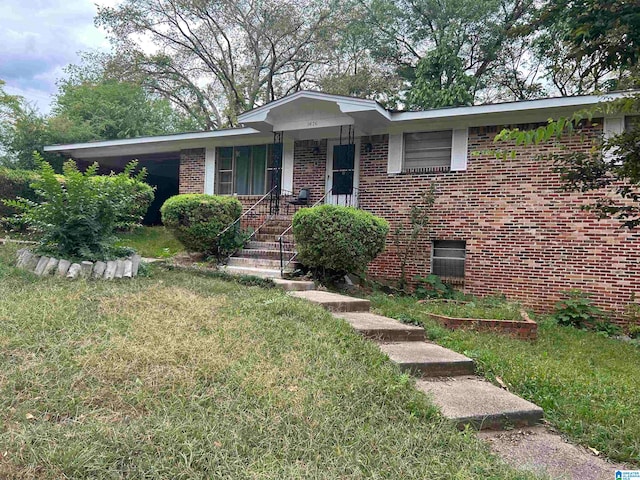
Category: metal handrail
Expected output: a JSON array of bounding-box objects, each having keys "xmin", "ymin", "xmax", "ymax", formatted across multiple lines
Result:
[
  {"xmin": 216, "ymin": 185, "xmax": 280, "ymax": 240},
  {"xmin": 278, "ymin": 187, "xmax": 362, "ymax": 275},
  {"xmin": 217, "ymin": 185, "xmax": 293, "ymax": 263}
]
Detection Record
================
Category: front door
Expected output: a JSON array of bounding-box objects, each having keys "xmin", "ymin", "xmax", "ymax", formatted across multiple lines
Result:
[{"xmin": 326, "ymin": 138, "xmax": 360, "ymax": 206}]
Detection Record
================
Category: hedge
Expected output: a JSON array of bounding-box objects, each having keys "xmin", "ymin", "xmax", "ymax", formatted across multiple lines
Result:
[
  {"xmin": 292, "ymin": 204, "xmax": 389, "ymax": 277},
  {"xmin": 160, "ymin": 194, "xmax": 243, "ymax": 254},
  {"xmin": 0, "ymin": 167, "xmax": 40, "ymax": 229}
]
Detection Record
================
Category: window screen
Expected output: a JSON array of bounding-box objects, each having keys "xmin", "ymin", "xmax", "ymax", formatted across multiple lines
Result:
[
  {"xmin": 432, "ymin": 240, "xmax": 466, "ymax": 278},
  {"xmin": 403, "ymin": 131, "xmax": 452, "ymax": 173}
]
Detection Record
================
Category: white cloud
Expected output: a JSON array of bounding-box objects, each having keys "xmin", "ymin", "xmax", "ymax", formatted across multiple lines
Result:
[{"xmin": 0, "ymin": 0, "xmax": 114, "ymax": 113}]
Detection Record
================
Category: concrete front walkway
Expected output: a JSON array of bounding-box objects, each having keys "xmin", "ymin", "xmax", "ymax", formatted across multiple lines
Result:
[
  {"xmin": 289, "ymin": 289, "xmax": 543, "ymax": 430},
  {"xmin": 287, "ymin": 288, "xmax": 627, "ymax": 479}
]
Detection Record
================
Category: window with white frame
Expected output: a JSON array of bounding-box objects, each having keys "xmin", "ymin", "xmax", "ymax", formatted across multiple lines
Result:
[
  {"xmin": 403, "ymin": 130, "xmax": 452, "ymax": 173},
  {"xmin": 432, "ymin": 240, "xmax": 466, "ymax": 279},
  {"xmin": 216, "ymin": 144, "xmax": 281, "ymax": 195}
]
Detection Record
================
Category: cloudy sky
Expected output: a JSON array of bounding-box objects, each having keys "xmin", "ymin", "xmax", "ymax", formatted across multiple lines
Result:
[{"xmin": 0, "ymin": 0, "xmax": 116, "ymax": 113}]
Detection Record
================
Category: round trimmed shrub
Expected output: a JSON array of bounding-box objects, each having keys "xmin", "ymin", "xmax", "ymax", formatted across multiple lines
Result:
[
  {"xmin": 160, "ymin": 194, "xmax": 242, "ymax": 253},
  {"xmin": 292, "ymin": 204, "xmax": 389, "ymax": 276}
]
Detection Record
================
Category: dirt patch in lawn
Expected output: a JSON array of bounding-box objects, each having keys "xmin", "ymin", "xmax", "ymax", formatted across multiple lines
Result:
[{"xmin": 480, "ymin": 426, "xmax": 629, "ymax": 480}]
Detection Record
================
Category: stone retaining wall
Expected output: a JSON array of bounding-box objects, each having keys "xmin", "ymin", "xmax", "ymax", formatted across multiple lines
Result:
[
  {"xmin": 427, "ymin": 309, "xmax": 538, "ymax": 340},
  {"xmin": 16, "ymin": 249, "xmax": 142, "ymax": 280}
]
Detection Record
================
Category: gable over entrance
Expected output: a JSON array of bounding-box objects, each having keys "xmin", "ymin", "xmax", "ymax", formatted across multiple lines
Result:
[{"xmin": 237, "ymin": 91, "xmax": 391, "ymax": 139}]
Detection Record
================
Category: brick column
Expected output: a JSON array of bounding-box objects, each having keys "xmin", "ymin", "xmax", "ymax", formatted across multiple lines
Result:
[{"xmin": 179, "ymin": 148, "xmax": 206, "ymax": 194}]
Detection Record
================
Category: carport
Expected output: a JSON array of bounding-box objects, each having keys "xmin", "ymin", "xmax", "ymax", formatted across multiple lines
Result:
[{"xmin": 43, "ymin": 129, "xmax": 260, "ymax": 225}]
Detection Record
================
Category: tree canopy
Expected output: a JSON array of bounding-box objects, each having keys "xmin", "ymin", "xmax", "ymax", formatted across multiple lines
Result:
[
  {"xmin": 2, "ymin": 0, "xmax": 638, "ymax": 168},
  {"xmin": 495, "ymin": 0, "xmax": 640, "ymax": 228},
  {"xmin": 0, "ymin": 60, "xmax": 198, "ymax": 169}
]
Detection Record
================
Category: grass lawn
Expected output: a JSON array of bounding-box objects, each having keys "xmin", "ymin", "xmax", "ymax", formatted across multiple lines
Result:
[
  {"xmin": 370, "ymin": 292, "xmax": 640, "ymax": 465},
  {"xmin": 115, "ymin": 226, "xmax": 184, "ymax": 258},
  {"xmin": 0, "ymin": 244, "xmax": 539, "ymax": 479}
]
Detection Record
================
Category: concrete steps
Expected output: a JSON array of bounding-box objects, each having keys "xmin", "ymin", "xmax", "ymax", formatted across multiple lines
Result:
[
  {"xmin": 257, "ymin": 224, "xmax": 291, "ymax": 235},
  {"xmin": 239, "ymin": 248, "xmax": 295, "ymax": 260},
  {"xmin": 334, "ymin": 312, "xmax": 426, "ymax": 342},
  {"xmin": 288, "ymin": 290, "xmax": 371, "ymax": 312},
  {"xmin": 220, "ymin": 265, "xmax": 286, "ymax": 278},
  {"xmin": 378, "ymin": 341, "xmax": 475, "ymax": 377},
  {"xmin": 246, "ymin": 241, "xmax": 281, "ymax": 250},
  {"xmin": 272, "ymin": 278, "xmax": 315, "ymax": 291},
  {"xmin": 227, "ymin": 256, "xmax": 282, "ymax": 269},
  {"xmin": 253, "ymin": 233, "xmax": 294, "ymax": 243},
  {"xmin": 221, "ymin": 214, "xmax": 297, "ymax": 280},
  {"xmin": 416, "ymin": 377, "xmax": 544, "ymax": 430},
  {"xmin": 285, "ymin": 288, "xmax": 544, "ymax": 432}
]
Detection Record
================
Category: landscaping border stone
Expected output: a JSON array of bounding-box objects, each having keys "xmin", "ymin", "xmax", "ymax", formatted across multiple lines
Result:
[
  {"xmin": 426, "ymin": 309, "xmax": 538, "ymax": 340},
  {"xmin": 15, "ymin": 249, "xmax": 142, "ymax": 280}
]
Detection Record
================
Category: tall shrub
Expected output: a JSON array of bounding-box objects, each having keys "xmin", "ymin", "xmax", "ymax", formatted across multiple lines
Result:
[
  {"xmin": 90, "ymin": 167, "xmax": 155, "ymax": 230},
  {"xmin": 292, "ymin": 205, "xmax": 389, "ymax": 278},
  {"xmin": 3, "ymin": 154, "xmax": 151, "ymax": 259},
  {"xmin": 0, "ymin": 167, "xmax": 39, "ymax": 230},
  {"xmin": 160, "ymin": 194, "xmax": 243, "ymax": 254}
]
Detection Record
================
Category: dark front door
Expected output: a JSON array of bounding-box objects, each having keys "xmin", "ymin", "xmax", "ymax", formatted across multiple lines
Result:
[{"xmin": 332, "ymin": 143, "xmax": 355, "ymax": 196}]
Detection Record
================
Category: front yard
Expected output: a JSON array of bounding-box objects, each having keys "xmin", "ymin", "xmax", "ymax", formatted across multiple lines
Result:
[
  {"xmin": 115, "ymin": 226, "xmax": 184, "ymax": 258},
  {"xmin": 371, "ymin": 293, "xmax": 640, "ymax": 465},
  {"xmin": 0, "ymin": 244, "xmax": 537, "ymax": 479}
]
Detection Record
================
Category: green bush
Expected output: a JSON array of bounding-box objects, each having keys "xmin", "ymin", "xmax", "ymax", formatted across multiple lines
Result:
[
  {"xmin": 552, "ymin": 289, "xmax": 604, "ymax": 328},
  {"xmin": 3, "ymin": 155, "xmax": 150, "ymax": 260},
  {"xmin": 292, "ymin": 204, "xmax": 389, "ymax": 277},
  {"xmin": 91, "ymin": 173, "xmax": 154, "ymax": 230},
  {"xmin": 160, "ymin": 194, "xmax": 243, "ymax": 255},
  {"xmin": 0, "ymin": 163, "xmax": 154, "ymax": 234},
  {"xmin": 414, "ymin": 274, "xmax": 456, "ymax": 299},
  {"xmin": 0, "ymin": 167, "xmax": 40, "ymax": 230}
]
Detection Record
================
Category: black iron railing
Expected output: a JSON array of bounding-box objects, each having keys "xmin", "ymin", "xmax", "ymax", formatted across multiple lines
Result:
[
  {"xmin": 278, "ymin": 187, "xmax": 362, "ymax": 276},
  {"xmin": 217, "ymin": 185, "xmax": 294, "ymax": 261}
]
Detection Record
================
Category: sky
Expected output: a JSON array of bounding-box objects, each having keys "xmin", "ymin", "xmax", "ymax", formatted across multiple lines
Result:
[{"xmin": 0, "ymin": 0, "xmax": 116, "ymax": 114}]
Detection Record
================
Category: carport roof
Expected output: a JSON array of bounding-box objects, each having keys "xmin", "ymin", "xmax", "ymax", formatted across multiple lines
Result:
[{"xmin": 43, "ymin": 127, "xmax": 259, "ymax": 159}]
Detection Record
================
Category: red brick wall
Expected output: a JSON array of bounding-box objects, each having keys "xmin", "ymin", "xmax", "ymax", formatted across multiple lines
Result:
[
  {"xmin": 293, "ymin": 140, "xmax": 327, "ymax": 204},
  {"xmin": 179, "ymin": 149, "xmax": 205, "ymax": 194},
  {"xmin": 356, "ymin": 124, "xmax": 640, "ymax": 322}
]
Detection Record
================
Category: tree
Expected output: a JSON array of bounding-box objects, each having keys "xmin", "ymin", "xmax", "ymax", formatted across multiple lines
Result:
[
  {"xmin": 95, "ymin": 0, "xmax": 352, "ymax": 128},
  {"xmin": 531, "ymin": 0, "xmax": 640, "ymax": 95},
  {"xmin": 494, "ymin": 0, "xmax": 640, "ymax": 228},
  {"xmin": 0, "ymin": 80, "xmax": 50, "ymax": 170},
  {"xmin": 1, "ymin": 58, "xmax": 198, "ymax": 170},
  {"xmin": 405, "ymin": 45, "xmax": 476, "ymax": 109},
  {"xmin": 313, "ymin": 10, "xmax": 402, "ymax": 102},
  {"xmin": 359, "ymin": 0, "xmax": 541, "ymax": 108},
  {"xmin": 48, "ymin": 77, "xmax": 198, "ymax": 144}
]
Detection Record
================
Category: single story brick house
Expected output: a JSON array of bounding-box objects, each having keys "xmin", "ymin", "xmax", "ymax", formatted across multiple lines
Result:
[{"xmin": 45, "ymin": 90, "xmax": 640, "ymax": 319}]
